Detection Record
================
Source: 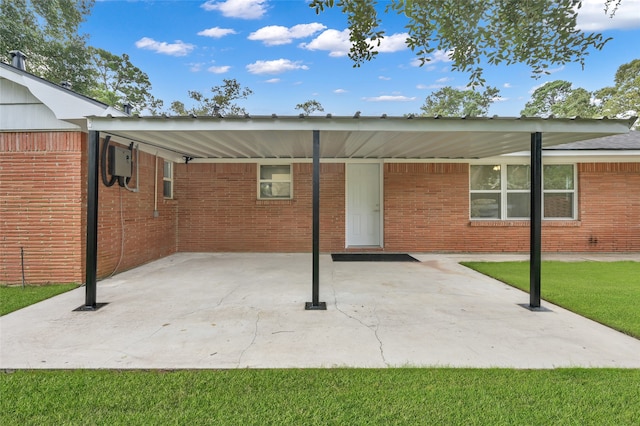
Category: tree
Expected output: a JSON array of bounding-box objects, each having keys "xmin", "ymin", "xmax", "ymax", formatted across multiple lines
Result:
[
  {"xmin": 551, "ymin": 87, "xmax": 599, "ymax": 118},
  {"xmin": 170, "ymin": 79, "xmax": 253, "ymax": 116},
  {"xmin": 520, "ymin": 80, "xmax": 575, "ymax": 117},
  {"xmin": 310, "ymin": 0, "xmax": 616, "ymax": 86},
  {"xmin": 0, "ymin": 0, "xmax": 95, "ymax": 94},
  {"xmin": 419, "ymin": 86, "xmax": 500, "ymax": 117},
  {"xmin": 595, "ymin": 59, "xmax": 640, "ymax": 122},
  {"xmin": 295, "ymin": 100, "xmax": 325, "ymax": 116},
  {"xmin": 89, "ymin": 48, "xmax": 162, "ymax": 114}
]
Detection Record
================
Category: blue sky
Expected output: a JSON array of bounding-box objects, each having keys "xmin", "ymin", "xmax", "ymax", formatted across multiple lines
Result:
[{"xmin": 83, "ymin": 0, "xmax": 640, "ymax": 116}]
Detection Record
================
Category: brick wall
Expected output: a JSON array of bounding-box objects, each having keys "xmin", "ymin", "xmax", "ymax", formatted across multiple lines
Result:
[
  {"xmin": 1, "ymin": 132, "xmax": 85, "ymax": 284},
  {"xmin": 1, "ymin": 133, "xmax": 178, "ymax": 284},
  {"xmin": 95, "ymin": 140, "xmax": 178, "ymax": 278},
  {"xmin": 175, "ymin": 163, "xmax": 345, "ymax": 252},
  {"xmin": 175, "ymin": 161, "xmax": 638, "ymax": 254},
  {"xmin": 384, "ymin": 162, "xmax": 640, "ymax": 252}
]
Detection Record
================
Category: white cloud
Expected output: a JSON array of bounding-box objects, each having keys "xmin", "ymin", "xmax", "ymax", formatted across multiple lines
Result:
[
  {"xmin": 436, "ymin": 77, "xmax": 452, "ymax": 83},
  {"xmin": 503, "ymin": 83, "xmax": 512, "ymax": 88},
  {"xmin": 376, "ymin": 33, "xmax": 409, "ymax": 53},
  {"xmin": 198, "ymin": 27, "xmax": 237, "ymax": 38},
  {"xmin": 135, "ymin": 37, "xmax": 194, "ymax": 56},
  {"xmin": 265, "ymin": 78, "xmax": 280, "ymax": 83},
  {"xmin": 300, "ymin": 30, "xmax": 408, "ymax": 57},
  {"xmin": 207, "ymin": 65, "xmax": 231, "ymax": 74},
  {"xmin": 379, "ymin": 76, "xmax": 391, "ymax": 80},
  {"xmin": 363, "ymin": 95, "xmax": 417, "ymax": 102},
  {"xmin": 576, "ymin": 0, "xmax": 640, "ymax": 30},
  {"xmin": 410, "ymin": 50, "xmax": 453, "ymax": 68},
  {"xmin": 299, "ymin": 29, "xmax": 351, "ymax": 57},
  {"xmin": 246, "ymin": 59, "xmax": 309, "ymax": 74},
  {"xmin": 334, "ymin": 89, "xmax": 347, "ymax": 94},
  {"xmin": 249, "ymin": 23, "xmax": 326, "ymax": 46},
  {"xmin": 201, "ymin": 0, "xmax": 267, "ymax": 19},
  {"xmin": 492, "ymin": 96, "xmax": 509, "ymax": 102},
  {"xmin": 190, "ymin": 62, "xmax": 204, "ymax": 72}
]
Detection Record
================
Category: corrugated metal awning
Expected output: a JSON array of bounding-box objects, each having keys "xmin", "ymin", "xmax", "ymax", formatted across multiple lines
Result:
[{"xmin": 87, "ymin": 115, "xmax": 636, "ymax": 161}]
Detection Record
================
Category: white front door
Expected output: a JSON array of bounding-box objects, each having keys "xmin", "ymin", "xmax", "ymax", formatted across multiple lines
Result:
[{"xmin": 346, "ymin": 163, "xmax": 381, "ymax": 246}]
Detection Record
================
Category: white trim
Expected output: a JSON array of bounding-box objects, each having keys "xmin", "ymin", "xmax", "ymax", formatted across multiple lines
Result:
[{"xmin": 187, "ymin": 154, "xmax": 640, "ymax": 164}]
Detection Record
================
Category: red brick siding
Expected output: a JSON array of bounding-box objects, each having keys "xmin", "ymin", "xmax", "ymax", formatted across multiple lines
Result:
[
  {"xmin": 385, "ymin": 162, "xmax": 640, "ymax": 252},
  {"xmin": 1, "ymin": 132, "xmax": 85, "ymax": 284},
  {"xmin": 1, "ymin": 133, "xmax": 177, "ymax": 284},
  {"xmin": 175, "ymin": 163, "xmax": 345, "ymax": 252},
  {"xmin": 574, "ymin": 163, "xmax": 640, "ymax": 251},
  {"xmin": 95, "ymin": 141, "xmax": 177, "ymax": 278}
]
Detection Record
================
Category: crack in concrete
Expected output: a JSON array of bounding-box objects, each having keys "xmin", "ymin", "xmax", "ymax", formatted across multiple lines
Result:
[
  {"xmin": 331, "ymin": 284, "xmax": 388, "ymax": 366},
  {"xmin": 237, "ymin": 311, "xmax": 260, "ymax": 367}
]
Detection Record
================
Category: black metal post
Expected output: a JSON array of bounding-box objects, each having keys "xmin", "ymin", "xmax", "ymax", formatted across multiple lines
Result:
[
  {"xmin": 75, "ymin": 130, "xmax": 103, "ymax": 311},
  {"xmin": 305, "ymin": 130, "xmax": 326, "ymax": 310},
  {"xmin": 530, "ymin": 132, "xmax": 542, "ymax": 308}
]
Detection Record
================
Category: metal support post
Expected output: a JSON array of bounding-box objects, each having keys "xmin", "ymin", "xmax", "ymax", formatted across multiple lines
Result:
[
  {"xmin": 529, "ymin": 132, "xmax": 542, "ymax": 308},
  {"xmin": 75, "ymin": 130, "xmax": 105, "ymax": 311},
  {"xmin": 305, "ymin": 130, "xmax": 326, "ymax": 310}
]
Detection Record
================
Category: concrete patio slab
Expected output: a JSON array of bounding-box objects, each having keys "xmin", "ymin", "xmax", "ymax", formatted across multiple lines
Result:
[{"xmin": 1, "ymin": 253, "xmax": 639, "ymax": 369}]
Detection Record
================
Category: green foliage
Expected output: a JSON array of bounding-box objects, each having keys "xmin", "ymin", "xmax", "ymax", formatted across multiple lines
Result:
[
  {"xmin": 89, "ymin": 47, "xmax": 162, "ymax": 114},
  {"xmin": 521, "ymin": 80, "xmax": 574, "ymax": 117},
  {"xmin": 0, "ymin": 284, "xmax": 79, "ymax": 316},
  {"xmin": 595, "ymin": 58, "xmax": 640, "ymax": 124},
  {"xmin": 295, "ymin": 100, "xmax": 325, "ymax": 116},
  {"xmin": 0, "ymin": 0, "xmax": 95, "ymax": 94},
  {"xmin": 310, "ymin": 0, "xmax": 611, "ymax": 86},
  {"xmin": 521, "ymin": 59, "xmax": 639, "ymax": 126},
  {"xmin": 2, "ymin": 369, "xmax": 640, "ymax": 424},
  {"xmin": 419, "ymin": 86, "xmax": 500, "ymax": 117},
  {"xmin": 461, "ymin": 261, "xmax": 640, "ymax": 338},
  {"xmin": 170, "ymin": 79, "xmax": 254, "ymax": 116}
]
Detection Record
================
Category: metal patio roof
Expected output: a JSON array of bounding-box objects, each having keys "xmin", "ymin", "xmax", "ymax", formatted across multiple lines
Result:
[{"xmin": 87, "ymin": 114, "xmax": 636, "ymax": 161}]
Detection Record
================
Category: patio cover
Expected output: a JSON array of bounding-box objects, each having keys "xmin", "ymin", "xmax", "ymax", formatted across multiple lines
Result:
[
  {"xmin": 81, "ymin": 115, "xmax": 636, "ymax": 311},
  {"xmin": 87, "ymin": 115, "xmax": 636, "ymax": 160}
]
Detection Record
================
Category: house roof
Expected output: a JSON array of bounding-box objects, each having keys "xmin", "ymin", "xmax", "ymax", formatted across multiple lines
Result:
[
  {"xmin": 0, "ymin": 61, "xmax": 125, "ymax": 131},
  {"xmin": 88, "ymin": 114, "xmax": 636, "ymax": 161},
  {"xmin": 545, "ymin": 130, "xmax": 640, "ymax": 150}
]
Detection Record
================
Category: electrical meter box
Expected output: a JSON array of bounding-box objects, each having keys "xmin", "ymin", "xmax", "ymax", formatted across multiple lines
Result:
[{"xmin": 109, "ymin": 145, "xmax": 132, "ymax": 178}]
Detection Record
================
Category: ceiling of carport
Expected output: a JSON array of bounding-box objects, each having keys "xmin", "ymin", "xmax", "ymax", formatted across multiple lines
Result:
[{"xmin": 87, "ymin": 115, "xmax": 636, "ymax": 160}]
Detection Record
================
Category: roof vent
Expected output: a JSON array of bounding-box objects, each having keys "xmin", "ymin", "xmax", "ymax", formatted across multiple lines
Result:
[
  {"xmin": 9, "ymin": 50, "xmax": 27, "ymax": 71},
  {"xmin": 123, "ymin": 103, "xmax": 132, "ymax": 115},
  {"xmin": 61, "ymin": 81, "xmax": 72, "ymax": 90}
]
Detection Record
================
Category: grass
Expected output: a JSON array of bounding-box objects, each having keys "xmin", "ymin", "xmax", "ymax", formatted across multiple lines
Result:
[
  {"xmin": 2, "ymin": 368, "xmax": 640, "ymax": 425},
  {"xmin": 461, "ymin": 261, "xmax": 640, "ymax": 338},
  {"xmin": 0, "ymin": 284, "xmax": 79, "ymax": 316}
]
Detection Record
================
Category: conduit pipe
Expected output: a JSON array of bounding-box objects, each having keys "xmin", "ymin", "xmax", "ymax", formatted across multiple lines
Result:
[{"xmin": 153, "ymin": 153, "xmax": 159, "ymax": 217}]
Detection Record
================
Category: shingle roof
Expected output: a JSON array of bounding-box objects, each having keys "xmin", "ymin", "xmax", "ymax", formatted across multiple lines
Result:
[{"xmin": 545, "ymin": 131, "xmax": 640, "ymax": 150}]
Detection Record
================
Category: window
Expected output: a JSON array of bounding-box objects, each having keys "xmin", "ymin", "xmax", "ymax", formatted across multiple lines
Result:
[
  {"xmin": 258, "ymin": 164, "xmax": 292, "ymax": 199},
  {"xmin": 163, "ymin": 160, "xmax": 173, "ymax": 199},
  {"xmin": 470, "ymin": 164, "xmax": 575, "ymax": 219},
  {"xmin": 543, "ymin": 165, "xmax": 575, "ymax": 218}
]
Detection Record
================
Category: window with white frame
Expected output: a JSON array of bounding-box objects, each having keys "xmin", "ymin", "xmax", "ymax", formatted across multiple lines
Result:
[
  {"xmin": 470, "ymin": 164, "xmax": 575, "ymax": 219},
  {"xmin": 258, "ymin": 164, "xmax": 292, "ymax": 199},
  {"xmin": 163, "ymin": 160, "xmax": 173, "ymax": 199}
]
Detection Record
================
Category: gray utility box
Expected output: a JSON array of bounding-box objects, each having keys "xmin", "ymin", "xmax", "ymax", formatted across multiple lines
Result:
[{"xmin": 109, "ymin": 145, "xmax": 132, "ymax": 178}]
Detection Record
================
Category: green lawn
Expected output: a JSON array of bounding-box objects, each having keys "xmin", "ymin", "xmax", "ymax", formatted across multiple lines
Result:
[
  {"xmin": 0, "ymin": 284, "xmax": 79, "ymax": 316},
  {"xmin": 461, "ymin": 261, "xmax": 640, "ymax": 338},
  {"xmin": 2, "ymin": 369, "xmax": 639, "ymax": 425}
]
